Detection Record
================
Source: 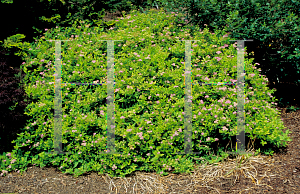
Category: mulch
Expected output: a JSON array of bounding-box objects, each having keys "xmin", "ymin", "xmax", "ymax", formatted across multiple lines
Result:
[{"xmin": 1, "ymin": 6, "xmax": 300, "ymax": 194}]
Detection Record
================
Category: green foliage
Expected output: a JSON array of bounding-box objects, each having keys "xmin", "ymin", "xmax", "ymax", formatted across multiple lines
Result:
[
  {"xmin": 1, "ymin": 0, "xmax": 13, "ymax": 3},
  {"xmin": 286, "ymin": 105, "xmax": 300, "ymax": 113},
  {"xmin": 185, "ymin": 0, "xmax": 300, "ymax": 88},
  {"xmin": 0, "ymin": 0, "xmax": 152, "ymax": 59},
  {"xmin": 0, "ymin": 34, "xmax": 31, "ymax": 58},
  {"xmin": 0, "ymin": 9, "xmax": 292, "ymax": 178}
]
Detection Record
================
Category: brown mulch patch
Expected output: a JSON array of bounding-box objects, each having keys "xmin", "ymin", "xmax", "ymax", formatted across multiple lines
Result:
[{"xmin": 1, "ymin": 6, "xmax": 300, "ymax": 194}]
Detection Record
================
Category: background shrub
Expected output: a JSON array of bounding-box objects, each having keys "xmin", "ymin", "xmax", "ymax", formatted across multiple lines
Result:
[{"xmin": 185, "ymin": 0, "xmax": 300, "ymax": 103}]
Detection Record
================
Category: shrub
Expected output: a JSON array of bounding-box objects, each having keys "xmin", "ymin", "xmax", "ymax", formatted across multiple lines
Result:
[
  {"xmin": 185, "ymin": 0, "xmax": 300, "ymax": 90},
  {"xmin": 0, "ymin": 8, "xmax": 291, "ymax": 178}
]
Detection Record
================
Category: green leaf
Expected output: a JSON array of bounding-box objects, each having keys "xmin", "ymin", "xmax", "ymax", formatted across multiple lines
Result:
[{"xmin": 1, "ymin": 0, "xmax": 13, "ymax": 3}]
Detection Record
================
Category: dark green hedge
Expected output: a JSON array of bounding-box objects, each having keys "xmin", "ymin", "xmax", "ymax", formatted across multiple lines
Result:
[{"xmin": 186, "ymin": 0, "xmax": 300, "ymax": 87}]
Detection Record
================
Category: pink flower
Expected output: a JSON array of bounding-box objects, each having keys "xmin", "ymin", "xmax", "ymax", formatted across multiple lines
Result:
[
  {"xmin": 6, "ymin": 153, "xmax": 11, "ymax": 157},
  {"xmin": 81, "ymin": 143, "xmax": 86, "ymax": 146},
  {"xmin": 41, "ymin": 134, "xmax": 44, "ymax": 138}
]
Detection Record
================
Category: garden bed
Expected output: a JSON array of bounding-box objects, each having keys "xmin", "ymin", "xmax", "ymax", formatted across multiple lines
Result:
[{"xmin": 0, "ymin": 105, "xmax": 299, "ymax": 194}]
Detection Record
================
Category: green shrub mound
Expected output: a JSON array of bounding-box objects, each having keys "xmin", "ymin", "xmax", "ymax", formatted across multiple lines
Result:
[{"xmin": 0, "ymin": 9, "xmax": 291, "ymax": 178}]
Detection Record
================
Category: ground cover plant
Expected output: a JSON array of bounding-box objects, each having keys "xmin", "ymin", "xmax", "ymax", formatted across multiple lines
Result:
[{"xmin": 0, "ymin": 8, "xmax": 291, "ymax": 179}]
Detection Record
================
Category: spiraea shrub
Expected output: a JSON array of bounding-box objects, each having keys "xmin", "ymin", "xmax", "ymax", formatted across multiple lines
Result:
[{"xmin": 0, "ymin": 8, "xmax": 291, "ymax": 178}]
